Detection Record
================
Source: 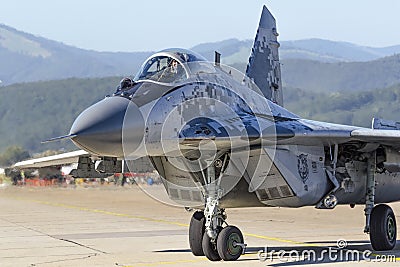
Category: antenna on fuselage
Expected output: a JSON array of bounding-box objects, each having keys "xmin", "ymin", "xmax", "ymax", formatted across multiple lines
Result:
[{"xmin": 214, "ymin": 51, "xmax": 221, "ymax": 66}]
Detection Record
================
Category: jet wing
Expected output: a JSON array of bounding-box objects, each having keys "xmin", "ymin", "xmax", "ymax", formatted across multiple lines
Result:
[
  {"xmin": 274, "ymin": 127, "xmax": 400, "ymax": 148},
  {"xmin": 280, "ymin": 119, "xmax": 400, "ymax": 148},
  {"xmin": 13, "ymin": 150, "xmax": 89, "ymax": 169},
  {"xmin": 351, "ymin": 129, "xmax": 400, "ymax": 145},
  {"xmin": 177, "ymin": 115, "xmax": 400, "ymax": 151}
]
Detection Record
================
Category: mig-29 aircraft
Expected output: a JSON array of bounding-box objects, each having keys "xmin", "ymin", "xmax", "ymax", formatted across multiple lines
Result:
[{"xmin": 44, "ymin": 6, "xmax": 400, "ymax": 261}]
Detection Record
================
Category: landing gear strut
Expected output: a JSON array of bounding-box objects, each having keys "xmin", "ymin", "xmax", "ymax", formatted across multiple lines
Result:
[
  {"xmin": 363, "ymin": 151, "xmax": 397, "ymax": 251},
  {"xmin": 188, "ymin": 160, "xmax": 245, "ymax": 261}
]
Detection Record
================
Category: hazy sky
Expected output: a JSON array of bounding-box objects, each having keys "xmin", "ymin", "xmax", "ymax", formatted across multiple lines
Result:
[{"xmin": 1, "ymin": 0, "xmax": 400, "ymax": 52}]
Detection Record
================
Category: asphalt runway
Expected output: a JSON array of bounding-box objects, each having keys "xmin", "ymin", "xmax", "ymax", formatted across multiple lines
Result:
[{"xmin": 0, "ymin": 185, "xmax": 399, "ymax": 267}]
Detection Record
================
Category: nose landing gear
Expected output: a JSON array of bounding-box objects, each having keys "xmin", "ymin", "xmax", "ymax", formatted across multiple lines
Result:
[
  {"xmin": 188, "ymin": 159, "xmax": 245, "ymax": 261},
  {"xmin": 189, "ymin": 210, "xmax": 245, "ymax": 261}
]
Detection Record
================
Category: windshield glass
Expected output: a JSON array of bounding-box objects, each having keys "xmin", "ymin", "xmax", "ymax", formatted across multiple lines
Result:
[
  {"xmin": 134, "ymin": 49, "xmax": 207, "ymax": 84},
  {"xmin": 134, "ymin": 55, "xmax": 186, "ymax": 83},
  {"xmin": 161, "ymin": 48, "xmax": 207, "ymax": 63}
]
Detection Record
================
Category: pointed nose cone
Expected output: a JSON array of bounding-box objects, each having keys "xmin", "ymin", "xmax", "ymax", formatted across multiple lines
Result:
[{"xmin": 69, "ymin": 96, "xmax": 143, "ymax": 157}]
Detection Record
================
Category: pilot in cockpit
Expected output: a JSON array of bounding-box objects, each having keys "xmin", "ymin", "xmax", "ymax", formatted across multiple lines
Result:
[
  {"xmin": 170, "ymin": 59, "xmax": 178, "ymax": 74},
  {"xmin": 158, "ymin": 58, "xmax": 183, "ymax": 82}
]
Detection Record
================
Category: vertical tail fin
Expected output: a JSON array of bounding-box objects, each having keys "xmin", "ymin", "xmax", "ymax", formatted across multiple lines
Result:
[{"xmin": 246, "ymin": 6, "xmax": 283, "ymax": 106}]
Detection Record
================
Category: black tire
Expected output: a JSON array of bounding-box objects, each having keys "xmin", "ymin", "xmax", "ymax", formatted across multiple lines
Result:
[
  {"xmin": 189, "ymin": 211, "xmax": 205, "ymax": 256},
  {"xmin": 202, "ymin": 230, "xmax": 221, "ymax": 261},
  {"xmin": 370, "ymin": 204, "xmax": 397, "ymax": 251},
  {"xmin": 217, "ymin": 225, "xmax": 244, "ymax": 261}
]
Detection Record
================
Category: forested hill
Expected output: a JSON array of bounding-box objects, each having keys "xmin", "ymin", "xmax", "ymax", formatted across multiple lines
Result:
[
  {"xmin": 2, "ymin": 23, "xmax": 400, "ymax": 87},
  {"xmin": 0, "ymin": 24, "xmax": 150, "ymax": 85},
  {"xmin": 0, "ymin": 77, "xmax": 121, "ymax": 153},
  {"xmin": 281, "ymin": 55, "xmax": 400, "ymax": 92},
  {"xmin": 228, "ymin": 54, "xmax": 400, "ymax": 93},
  {"xmin": 284, "ymin": 84, "xmax": 400, "ymax": 127}
]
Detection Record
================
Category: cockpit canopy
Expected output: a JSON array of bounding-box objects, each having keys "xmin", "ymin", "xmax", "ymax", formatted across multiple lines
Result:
[{"xmin": 134, "ymin": 48, "xmax": 208, "ymax": 84}]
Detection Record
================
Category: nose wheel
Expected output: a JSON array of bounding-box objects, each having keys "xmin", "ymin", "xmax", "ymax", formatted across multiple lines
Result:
[
  {"xmin": 189, "ymin": 211, "xmax": 205, "ymax": 256},
  {"xmin": 202, "ymin": 226, "xmax": 223, "ymax": 261},
  {"xmin": 217, "ymin": 225, "xmax": 244, "ymax": 261}
]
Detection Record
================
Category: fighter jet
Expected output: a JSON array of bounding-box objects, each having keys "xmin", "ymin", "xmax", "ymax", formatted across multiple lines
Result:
[{"xmin": 46, "ymin": 6, "xmax": 400, "ymax": 261}]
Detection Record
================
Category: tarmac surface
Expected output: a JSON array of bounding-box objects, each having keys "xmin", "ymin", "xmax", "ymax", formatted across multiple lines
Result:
[{"xmin": 0, "ymin": 184, "xmax": 400, "ymax": 267}]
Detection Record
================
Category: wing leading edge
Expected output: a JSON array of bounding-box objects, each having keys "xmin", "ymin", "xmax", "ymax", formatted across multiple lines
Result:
[
  {"xmin": 177, "ymin": 115, "xmax": 400, "ymax": 150},
  {"xmin": 13, "ymin": 150, "xmax": 88, "ymax": 169}
]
